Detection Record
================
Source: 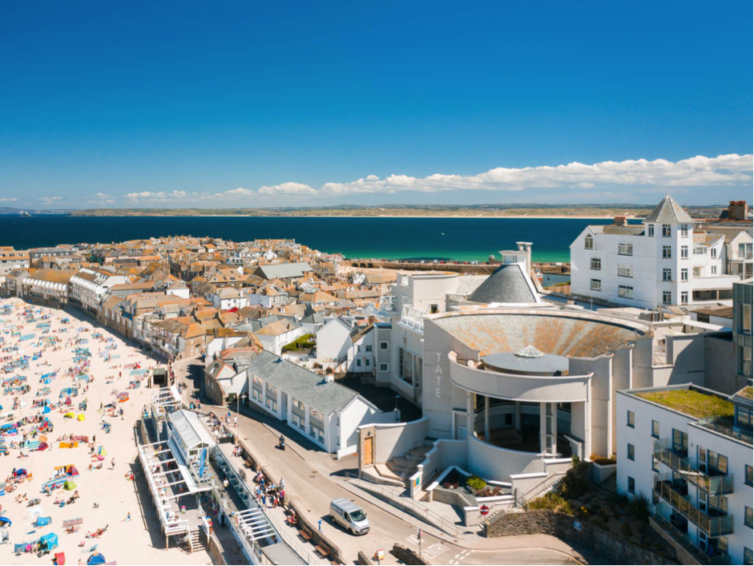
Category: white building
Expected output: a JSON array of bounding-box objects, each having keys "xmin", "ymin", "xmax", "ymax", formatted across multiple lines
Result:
[
  {"xmin": 0, "ymin": 247, "xmax": 29, "ymax": 275},
  {"xmin": 69, "ymin": 268, "xmax": 128, "ymax": 314},
  {"xmin": 316, "ymin": 318, "xmax": 353, "ymax": 369},
  {"xmin": 208, "ymin": 287, "xmax": 249, "ymax": 311},
  {"xmin": 570, "ymin": 195, "xmax": 752, "ymax": 310},
  {"xmin": 205, "ymin": 347, "xmax": 398, "ymax": 457},
  {"xmin": 253, "ymin": 319, "xmax": 304, "ymax": 355},
  {"xmin": 617, "ymin": 384, "xmax": 752, "ymax": 565}
]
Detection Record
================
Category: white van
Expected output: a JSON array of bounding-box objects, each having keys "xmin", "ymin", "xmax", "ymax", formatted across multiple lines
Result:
[{"xmin": 329, "ymin": 498, "xmax": 370, "ymax": 535}]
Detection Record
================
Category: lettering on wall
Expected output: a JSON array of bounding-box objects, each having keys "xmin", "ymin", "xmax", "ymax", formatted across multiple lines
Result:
[{"xmin": 435, "ymin": 352, "xmax": 443, "ymax": 397}]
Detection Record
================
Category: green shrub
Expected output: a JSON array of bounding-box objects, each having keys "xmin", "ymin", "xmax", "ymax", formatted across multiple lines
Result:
[
  {"xmin": 466, "ymin": 476, "xmax": 487, "ymax": 491},
  {"xmin": 628, "ymin": 492, "xmax": 650, "ymax": 522},
  {"xmin": 558, "ymin": 468, "xmax": 590, "ymax": 499},
  {"xmin": 525, "ymin": 492, "xmax": 573, "ymax": 515}
]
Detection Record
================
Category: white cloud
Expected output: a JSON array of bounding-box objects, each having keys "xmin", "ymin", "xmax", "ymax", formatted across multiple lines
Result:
[
  {"xmin": 224, "ymin": 188, "xmax": 255, "ymax": 197},
  {"xmin": 39, "ymin": 196, "xmax": 62, "ymax": 205},
  {"xmin": 0, "ymin": 197, "xmax": 18, "ymax": 202},
  {"xmin": 258, "ymin": 182, "xmax": 318, "ymax": 196},
  {"xmin": 316, "ymin": 154, "xmax": 753, "ymax": 195}
]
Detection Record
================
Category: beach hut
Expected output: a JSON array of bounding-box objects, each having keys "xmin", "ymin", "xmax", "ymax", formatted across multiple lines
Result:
[
  {"xmin": 87, "ymin": 553, "xmax": 105, "ymax": 565},
  {"xmin": 39, "ymin": 532, "xmax": 59, "ymax": 551}
]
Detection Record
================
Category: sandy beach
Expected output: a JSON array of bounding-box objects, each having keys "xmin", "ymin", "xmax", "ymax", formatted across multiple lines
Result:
[{"xmin": 0, "ymin": 298, "xmax": 210, "ymax": 565}]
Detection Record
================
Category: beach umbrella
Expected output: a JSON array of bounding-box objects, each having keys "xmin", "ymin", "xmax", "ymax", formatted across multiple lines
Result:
[
  {"xmin": 43, "ymin": 406, "xmax": 51, "ymax": 414},
  {"xmin": 0, "ymin": 516, "xmax": 11, "ymax": 527},
  {"xmin": 87, "ymin": 553, "xmax": 105, "ymax": 565}
]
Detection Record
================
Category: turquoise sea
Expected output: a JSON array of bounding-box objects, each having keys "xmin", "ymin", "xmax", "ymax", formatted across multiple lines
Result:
[{"xmin": 0, "ymin": 215, "xmax": 641, "ymax": 263}]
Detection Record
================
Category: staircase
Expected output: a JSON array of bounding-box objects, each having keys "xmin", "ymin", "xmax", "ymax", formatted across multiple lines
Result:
[
  {"xmin": 186, "ymin": 528, "xmax": 207, "ymax": 554},
  {"xmin": 600, "ymin": 472, "xmax": 617, "ymax": 495},
  {"xmin": 385, "ymin": 443, "xmax": 433, "ymax": 484}
]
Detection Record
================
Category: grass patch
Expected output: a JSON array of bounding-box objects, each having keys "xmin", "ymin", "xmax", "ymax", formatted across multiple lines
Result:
[
  {"xmin": 525, "ymin": 492, "xmax": 573, "ymax": 515},
  {"xmin": 282, "ymin": 333, "xmax": 316, "ymax": 351},
  {"xmin": 635, "ymin": 389, "xmax": 734, "ymax": 419}
]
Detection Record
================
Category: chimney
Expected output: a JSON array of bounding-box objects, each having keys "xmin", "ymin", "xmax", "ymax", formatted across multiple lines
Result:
[
  {"xmin": 612, "ymin": 216, "xmax": 628, "ymax": 226},
  {"xmin": 728, "ymin": 200, "xmax": 748, "ymax": 221}
]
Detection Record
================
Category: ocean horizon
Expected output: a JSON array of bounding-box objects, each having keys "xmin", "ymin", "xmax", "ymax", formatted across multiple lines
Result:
[{"xmin": 0, "ymin": 215, "xmax": 642, "ymax": 263}]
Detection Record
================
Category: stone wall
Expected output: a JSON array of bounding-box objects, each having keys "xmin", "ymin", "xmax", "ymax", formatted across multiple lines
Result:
[
  {"xmin": 391, "ymin": 543, "xmax": 433, "ymax": 565},
  {"xmin": 486, "ymin": 510, "xmax": 675, "ymax": 565},
  {"xmin": 704, "ymin": 334, "xmax": 743, "ymax": 394}
]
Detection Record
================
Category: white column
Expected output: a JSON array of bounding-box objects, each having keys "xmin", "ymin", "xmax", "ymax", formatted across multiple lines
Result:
[
  {"xmin": 466, "ymin": 392, "xmax": 473, "ymax": 435},
  {"xmin": 540, "ymin": 402, "xmax": 547, "ymax": 454},
  {"xmin": 484, "ymin": 396, "xmax": 490, "ymax": 441}
]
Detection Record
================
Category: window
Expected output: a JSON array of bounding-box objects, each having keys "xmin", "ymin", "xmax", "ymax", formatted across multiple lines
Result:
[
  {"xmin": 662, "ymin": 224, "xmax": 671, "ymax": 237},
  {"xmin": 379, "ymin": 341, "xmax": 389, "ymax": 351},
  {"xmin": 627, "ymin": 410, "xmax": 635, "ymax": 428},
  {"xmin": 379, "ymin": 363, "xmax": 389, "ymax": 372},
  {"xmin": 590, "ymin": 279, "xmax": 602, "ymax": 291},
  {"xmin": 663, "ymin": 268, "xmax": 672, "ymax": 281},
  {"xmin": 585, "ymin": 235, "xmax": 594, "ymax": 250},
  {"xmin": 618, "ymin": 285, "xmax": 634, "ymax": 299},
  {"xmin": 618, "ymin": 243, "xmax": 633, "ymax": 256},
  {"xmin": 662, "ymin": 246, "xmax": 672, "ymax": 259},
  {"xmin": 651, "ymin": 420, "xmax": 660, "ymax": 438},
  {"xmin": 430, "ymin": 304, "xmax": 439, "ymax": 314},
  {"xmin": 711, "ymin": 248, "xmax": 717, "ymax": 259},
  {"xmin": 618, "ymin": 265, "xmax": 633, "ymax": 278},
  {"xmin": 711, "ymin": 266, "xmax": 717, "ymax": 275},
  {"xmin": 694, "ymin": 247, "xmax": 706, "ymax": 255},
  {"xmin": 365, "ymin": 345, "xmax": 373, "ymax": 352},
  {"xmin": 746, "ymin": 507, "xmax": 753, "ymax": 528},
  {"xmin": 746, "ymin": 465, "xmax": 754, "ymax": 487},
  {"xmin": 681, "ymin": 291, "xmax": 689, "ymax": 304},
  {"xmin": 590, "ymin": 258, "xmax": 601, "ymax": 271},
  {"xmin": 672, "ymin": 429, "xmax": 688, "ymax": 457},
  {"xmin": 699, "ymin": 447, "xmax": 728, "ymax": 476},
  {"xmin": 356, "ymin": 359, "xmax": 361, "ymax": 367},
  {"xmin": 662, "ymin": 291, "xmax": 672, "ymax": 304},
  {"xmin": 745, "ymin": 547, "xmax": 753, "ymax": 566},
  {"xmin": 627, "ymin": 443, "xmax": 635, "ymax": 461},
  {"xmin": 627, "ymin": 476, "xmax": 635, "ymax": 493},
  {"xmin": 680, "ymin": 224, "xmax": 689, "ymax": 237},
  {"xmin": 365, "ymin": 358, "xmax": 370, "ymax": 366},
  {"xmin": 681, "ymin": 246, "xmax": 689, "ymax": 259},
  {"xmin": 681, "ymin": 268, "xmax": 688, "ymax": 281},
  {"xmin": 648, "ymin": 224, "xmax": 654, "ymax": 237}
]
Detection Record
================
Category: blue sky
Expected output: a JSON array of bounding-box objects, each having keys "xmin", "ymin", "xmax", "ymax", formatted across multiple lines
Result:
[{"xmin": 0, "ymin": 1, "xmax": 751, "ymax": 209}]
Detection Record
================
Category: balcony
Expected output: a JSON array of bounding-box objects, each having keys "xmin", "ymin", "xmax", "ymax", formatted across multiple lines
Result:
[
  {"xmin": 653, "ymin": 474, "xmax": 734, "ymax": 537},
  {"xmin": 653, "ymin": 439, "xmax": 734, "ymax": 495},
  {"xmin": 650, "ymin": 514, "xmax": 731, "ymax": 565},
  {"xmin": 696, "ymin": 416, "xmax": 753, "ymax": 445}
]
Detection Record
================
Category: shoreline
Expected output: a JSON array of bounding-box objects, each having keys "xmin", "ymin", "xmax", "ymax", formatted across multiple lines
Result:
[{"xmin": 65, "ymin": 213, "xmax": 641, "ymax": 219}]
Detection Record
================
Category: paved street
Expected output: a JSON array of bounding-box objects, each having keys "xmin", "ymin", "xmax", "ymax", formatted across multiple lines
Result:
[{"xmin": 174, "ymin": 358, "xmax": 598, "ymax": 565}]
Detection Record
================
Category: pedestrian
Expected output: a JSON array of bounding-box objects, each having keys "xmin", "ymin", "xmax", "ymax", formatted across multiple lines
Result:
[
  {"xmin": 111, "ymin": 458, "xmax": 115, "ymax": 469},
  {"xmin": 125, "ymin": 512, "xmax": 131, "ymax": 522}
]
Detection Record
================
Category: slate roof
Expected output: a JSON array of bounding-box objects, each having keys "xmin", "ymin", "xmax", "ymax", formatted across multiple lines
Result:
[
  {"xmin": 467, "ymin": 263, "xmax": 538, "ymax": 304},
  {"xmin": 247, "ymin": 350, "xmax": 359, "ymax": 415},
  {"xmin": 254, "ymin": 263, "xmax": 313, "ymax": 280},
  {"xmin": 644, "ymin": 195, "xmax": 694, "ymax": 224}
]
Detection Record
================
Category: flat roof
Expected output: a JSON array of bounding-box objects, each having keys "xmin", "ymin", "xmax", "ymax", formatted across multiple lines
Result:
[{"xmin": 631, "ymin": 387, "xmax": 734, "ymax": 420}]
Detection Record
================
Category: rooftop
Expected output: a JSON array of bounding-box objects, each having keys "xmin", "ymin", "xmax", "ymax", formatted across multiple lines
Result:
[{"xmin": 633, "ymin": 388, "xmax": 734, "ymax": 420}]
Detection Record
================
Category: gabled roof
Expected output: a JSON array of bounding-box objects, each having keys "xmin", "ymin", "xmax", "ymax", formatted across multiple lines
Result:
[{"xmin": 644, "ymin": 195, "xmax": 694, "ymax": 224}]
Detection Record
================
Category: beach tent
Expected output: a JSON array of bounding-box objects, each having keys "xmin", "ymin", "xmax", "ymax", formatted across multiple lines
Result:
[
  {"xmin": 77, "ymin": 414, "xmax": 85, "ymax": 421},
  {"xmin": 37, "ymin": 442, "xmax": 48, "ymax": 451},
  {"xmin": 35, "ymin": 516, "xmax": 51, "ymax": 527},
  {"xmin": 54, "ymin": 551, "xmax": 65, "ymax": 565},
  {"xmin": 0, "ymin": 516, "xmax": 11, "ymax": 527},
  {"xmin": 43, "ymin": 406, "xmax": 51, "ymax": 414},
  {"xmin": 87, "ymin": 552, "xmax": 106, "ymax": 565},
  {"xmin": 63, "ymin": 480, "xmax": 76, "ymax": 490},
  {"xmin": 39, "ymin": 532, "xmax": 59, "ymax": 550},
  {"xmin": 15, "ymin": 468, "xmax": 28, "ymax": 477},
  {"xmin": 67, "ymin": 465, "xmax": 79, "ymax": 477},
  {"xmin": 64, "ymin": 412, "xmax": 75, "ymax": 418}
]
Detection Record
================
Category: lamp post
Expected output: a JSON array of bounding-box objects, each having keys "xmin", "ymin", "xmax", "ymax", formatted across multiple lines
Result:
[{"xmin": 236, "ymin": 393, "xmax": 246, "ymax": 445}]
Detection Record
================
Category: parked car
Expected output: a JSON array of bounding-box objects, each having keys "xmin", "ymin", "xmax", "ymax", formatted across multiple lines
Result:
[{"xmin": 330, "ymin": 498, "xmax": 370, "ymax": 535}]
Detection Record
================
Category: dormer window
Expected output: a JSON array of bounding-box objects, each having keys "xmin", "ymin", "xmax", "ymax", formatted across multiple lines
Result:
[{"xmin": 584, "ymin": 235, "xmax": 594, "ymax": 250}]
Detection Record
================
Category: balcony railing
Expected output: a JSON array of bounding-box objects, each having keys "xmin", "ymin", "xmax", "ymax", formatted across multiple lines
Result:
[
  {"xmin": 653, "ymin": 439, "xmax": 734, "ymax": 495},
  {"xmin": 697, "ymin": 417, "xmax": 753, "ymax": 445},
  {"xmin": 650, "ymin": 514, "xmax": 731, "ymax": 565},
  {"xmin": 653, "ymin": 474, "xmax": 734, "ymax": 537},
  {"xmin": 399, "ymin": 305, "xmax": 424, "ymax": 334}
]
